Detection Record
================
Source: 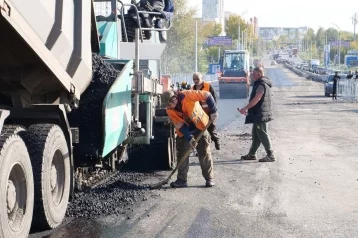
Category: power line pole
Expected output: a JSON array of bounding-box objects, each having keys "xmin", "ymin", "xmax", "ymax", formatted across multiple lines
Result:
[
  {"xmin": 353, "ymin": 13, "xmax": 358, "ymax": 41},
  {"xmin": 195, "ymin": 20, "xmax": 198, "ymax": 72}
]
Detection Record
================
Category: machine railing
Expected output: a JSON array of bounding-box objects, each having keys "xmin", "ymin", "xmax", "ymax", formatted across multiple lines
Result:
[{"xmin": 119, "ymin": 2, "xmax": 173, "ymax": 42}]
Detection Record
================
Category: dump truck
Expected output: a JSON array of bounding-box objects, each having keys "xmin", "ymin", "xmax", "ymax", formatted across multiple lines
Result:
[
  {"xmin": 218, "ymin": 50, "xmax": 250, "ymax": 98},
  {"xmin": 0, "ymin": 0, "xmax": 176, "ymax": 237}
]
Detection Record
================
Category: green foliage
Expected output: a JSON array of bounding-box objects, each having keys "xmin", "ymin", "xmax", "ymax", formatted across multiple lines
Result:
[
  {"xmin": 161, "ymin": 0, "xmax": 197, "ymax": 73},
  {"xmin": 161, "ymin": 1, "xmax": 257, "ymax": 74},
  {"xmin": 299, "ymin": 26, "xmax": 358, "ymax": 65},
  {"xmin": 225, "ymin": 14, "xmax": 251, "ymax": 40}
]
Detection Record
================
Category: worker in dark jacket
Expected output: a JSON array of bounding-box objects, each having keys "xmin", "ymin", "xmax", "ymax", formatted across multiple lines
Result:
[
  {"xmin": 332, "ymin": 71, "xmax": 340, "ymax": 100},
  {"xmin": 192, "ymin": 72, "xmax": 220, "ymax": 150},
  {"xmin": 239, "ymin": 67, "xmax": 275, "ymax": 162}
]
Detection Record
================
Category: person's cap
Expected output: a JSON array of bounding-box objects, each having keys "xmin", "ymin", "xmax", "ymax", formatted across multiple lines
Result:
[{"xmin": 161, "ymin": 90, "xmax": 175, "ymax": 106}]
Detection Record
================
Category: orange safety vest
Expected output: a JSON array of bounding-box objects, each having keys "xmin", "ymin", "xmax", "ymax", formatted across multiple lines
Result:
[
  {"xmin": 166, "ymin": 90, "xmax": 210, "ymax": 137},
  {"xmin": 192, "ymin": 82, "xmax": 211, "ymax": 114}
]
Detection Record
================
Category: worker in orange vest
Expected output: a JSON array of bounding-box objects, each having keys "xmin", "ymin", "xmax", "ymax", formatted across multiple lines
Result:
[
  {"xmin": 192, "ymin": 72, "xmax": 220, "ymax": 150},
  {"xmin": 161, "ymin": 89, "xmax": 218, "ymax": 188}
]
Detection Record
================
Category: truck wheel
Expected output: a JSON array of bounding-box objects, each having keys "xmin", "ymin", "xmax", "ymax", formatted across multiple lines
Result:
[
  {"xmin": 0, "ymin": 126, "xmax": 34, "ymax": 238},
  {"xmin": 24, "ymin": 124, "xmax": 70, "ymax": 229}
]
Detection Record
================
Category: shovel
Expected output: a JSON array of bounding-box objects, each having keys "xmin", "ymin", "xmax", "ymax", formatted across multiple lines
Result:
[{"xmin": 150, "ymin": 120, "xmax": 213, "ymax": 189}]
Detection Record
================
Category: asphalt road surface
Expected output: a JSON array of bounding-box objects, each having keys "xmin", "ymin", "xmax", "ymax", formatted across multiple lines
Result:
[{"xmin": 31, "ymin": 54, "xmax": 358, "ymax": 238}]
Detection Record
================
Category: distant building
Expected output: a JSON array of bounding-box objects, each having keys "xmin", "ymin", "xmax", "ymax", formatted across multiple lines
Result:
[
  {"xmin": 202, "ymin": 0, "xmax": 225, "ymax": 35},
  {"xmin": 258, "ymin": 26, "xmax": 308, "ymax": 41}
]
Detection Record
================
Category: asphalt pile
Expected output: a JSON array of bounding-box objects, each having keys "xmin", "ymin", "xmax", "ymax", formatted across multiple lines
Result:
[
  {"xmin": 66, "ymin": 172, "xmax": 151, "ymax": 217},
  {"xmin": 68, "ymin": 54, "xmax": 121, "ymax": 160}
]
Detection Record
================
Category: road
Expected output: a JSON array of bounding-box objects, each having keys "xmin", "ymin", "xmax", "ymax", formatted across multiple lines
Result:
[{"xmin": 31, "ymin": 54, "xmax": 358, "ymax": 237}]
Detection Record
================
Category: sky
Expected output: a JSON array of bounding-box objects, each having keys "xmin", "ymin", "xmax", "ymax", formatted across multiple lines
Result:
[{"xmin": 188, "ymin": 0, "xmax": 358, "ymax": 33}]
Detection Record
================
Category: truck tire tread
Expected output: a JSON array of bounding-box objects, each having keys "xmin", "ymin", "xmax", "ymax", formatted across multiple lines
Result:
[
  {"xmin": 0, "ymin": 125, "xmax": 34, "ymax": 238},
  {"xmin": 23, "ymin": 124, "xmax": 70, "ymax": 229}
]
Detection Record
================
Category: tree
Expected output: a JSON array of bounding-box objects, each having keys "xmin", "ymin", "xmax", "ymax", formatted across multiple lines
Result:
[
  {"xmin": 350, "ymin": 41, "xmax": 358, "ymax": 50},
  {"xmin": 315, "ymin": 27, "xmax": 326, "ymax": 61},
  {"xmin": 197, "ymin": 22, "xmax": 224, "ymax": 72},
  {"xmin": 161, "ymin": 0, "xmax": 227, "ymax": 74},
  {"xmin": 315, "ymin": 27, "xmax": 326, "ymax": 49},
  {"xmin": 212, "ymin": 22, "xmax": 222, "ymax": 36},
  {"xmin": 161, "ymin": 0, "xmax": 197, "ymax": 73},
  {"xmin": 225, "ymin": 14, "xmax": 248, "ymax": 40}
]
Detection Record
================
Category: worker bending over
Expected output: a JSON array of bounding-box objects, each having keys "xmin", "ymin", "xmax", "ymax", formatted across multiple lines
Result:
[{"xmin": 161, "ymin": 89, "xmax": 218, "ymax": 188}]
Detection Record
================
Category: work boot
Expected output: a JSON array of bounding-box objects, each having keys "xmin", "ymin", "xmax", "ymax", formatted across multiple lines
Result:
[
  {"xmin": 206, "ymin": 179, "xmax": 215, "ymax": 187},
  {"xmin": 170, "ymin": 179, "xmax": 187, "ymax": 188},
  {"xmin": 214, "ymin": 141, "xmax": 220, "ymax": 150},
  {"xmin": 141, "ymin": 14, "xmax": 152, "ymax": 40},
  {"xmin": 158, "ymin": 29, "xmax": 167, "ymax": 43},
  {"xmin": 241, "ymin": 154, "xmax": 256, "ymax": 160},
  {"xmin": 259, "ymin": 154, "xmax": 275, "ymax": 162}
]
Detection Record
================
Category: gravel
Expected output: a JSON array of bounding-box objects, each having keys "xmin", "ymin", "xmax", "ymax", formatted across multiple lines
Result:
[
  {"xmin": 65, "ymin": 54, "xmax": 158, "ymax": 218},
  {"xmin": 68, "ymin": 54, "xmax": 121, "ymax": 161},
  {"xmin": 66, "ymin": 172, "xmax": 151, "ymax": 217}
]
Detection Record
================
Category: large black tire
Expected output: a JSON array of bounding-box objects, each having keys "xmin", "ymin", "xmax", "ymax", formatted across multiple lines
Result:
[
  {"xmin": 24, "ymin": 124, "xmax": 70, "ymax": 229},
  {"xmin": 0, "ymin": 125, "xmax": 34, "ymax": 238}
]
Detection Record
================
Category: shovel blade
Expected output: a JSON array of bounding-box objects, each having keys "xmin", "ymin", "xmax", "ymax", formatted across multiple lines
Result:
[{"xmin": 150, "ymin": 180, "xmax": 168, "ymax": 189}]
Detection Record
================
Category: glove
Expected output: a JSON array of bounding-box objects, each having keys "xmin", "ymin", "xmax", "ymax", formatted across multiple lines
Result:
[
  {"xmin": 189, "ymin": 137, "xmax": 198, "ymax": 150},
  {"xmin": 210, "ymin": 112, "xmax": 218, "ymax": 121}
]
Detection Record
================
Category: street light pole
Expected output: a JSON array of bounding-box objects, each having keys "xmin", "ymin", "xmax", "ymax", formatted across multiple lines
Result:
[
  {"xmin": 237, "ymin": 10, "xmax": 248, "ymax": 50},
  {"xmin": 352, "ymin": 13, "xmax": 357, "ymax": 41},
  {"xmin": 237, "ymin": 24, "xmax": 240, "ymax": 50},
  {"xmin": 338, "ymin": 32, "xmax": 341, "ymax": 67},
  {"xmin": 195, "ymin": 20, "xmax": 198, "ymax": 72},
  {"xmin": 331, "ymin": 22, "xmax": 341, "ymax": 67},
  {"xmin": 241, "ymin": 31, "xmax": 244, "ymax": 50},
  {"xmin": 243, "ymin": 30, "xmax": 246, "ymax": 50}
]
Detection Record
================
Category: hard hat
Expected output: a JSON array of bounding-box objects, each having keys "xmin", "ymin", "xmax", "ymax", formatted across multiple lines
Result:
[{"xmin": 161, "ymin": 90, "xmax": 175, "ymax": 106}]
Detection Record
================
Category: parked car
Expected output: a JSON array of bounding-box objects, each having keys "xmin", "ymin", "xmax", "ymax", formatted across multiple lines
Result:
[
  {"xmin": 324, "ymin": 74, "xmax": 347, "ymax": 96},
  {"xmin": 302, "ymin": 64, "xmax": 309, "ymax": 71},
  {"xmin": 316, "ymin": 67, "xmax": 328, "ymax": 75}
]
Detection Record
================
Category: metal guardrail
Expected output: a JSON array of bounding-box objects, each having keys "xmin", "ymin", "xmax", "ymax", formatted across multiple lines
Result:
[
  {"xmin": 284, "ymin": 63, "xmax": 358, "ymax": 101},
  {"xmin": 339, "ymin": 80, "xmax": 358, "ymax": 101},
  {"xmin": 284, "ymin": 63, "xmax": 324, "ymax": 81}
]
